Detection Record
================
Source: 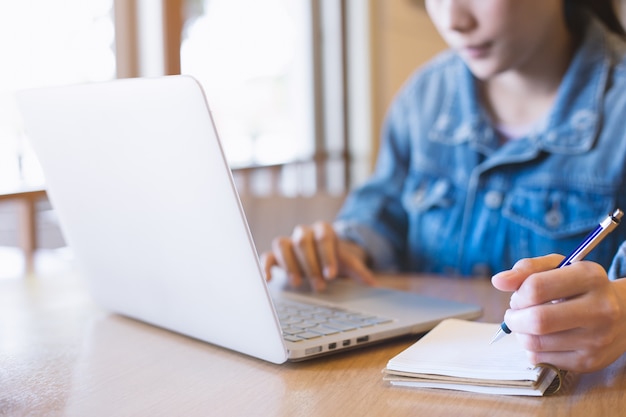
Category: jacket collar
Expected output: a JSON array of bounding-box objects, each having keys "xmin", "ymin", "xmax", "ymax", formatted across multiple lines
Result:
[{"xmin": 429, "ymin": 14, "xmax": 610, "ymax": 156}]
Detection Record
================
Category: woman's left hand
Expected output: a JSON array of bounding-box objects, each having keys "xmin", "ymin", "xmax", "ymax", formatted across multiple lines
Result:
[{"xmin": 492, "ymin": 254, "xmax": 626, "ymax": 373}]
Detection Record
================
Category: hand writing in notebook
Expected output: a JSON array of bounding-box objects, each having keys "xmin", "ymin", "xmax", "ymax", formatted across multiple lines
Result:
[{"xmin": 491, "ymin": 254, "xmax": 626, "ymax": 373}]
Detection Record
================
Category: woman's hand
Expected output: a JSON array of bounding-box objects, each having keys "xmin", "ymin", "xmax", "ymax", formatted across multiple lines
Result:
[
  {"xmin": 260, "ymin": 221, "xmax": 377, "ymax": 292},
  {"xmin": 492, "ymin": 254, "xmax": 626, "ymax": 373}
]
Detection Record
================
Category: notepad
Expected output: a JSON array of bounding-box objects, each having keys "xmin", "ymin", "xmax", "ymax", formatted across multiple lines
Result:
[{"xmin": 382, "ymin": 319, "xmax": 562, "ymax": 396}]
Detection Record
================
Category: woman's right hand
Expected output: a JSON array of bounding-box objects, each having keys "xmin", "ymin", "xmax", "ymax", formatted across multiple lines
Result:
[{"xmin": 260, "ymin": 221, "xmax": 377, "ymax": 292}]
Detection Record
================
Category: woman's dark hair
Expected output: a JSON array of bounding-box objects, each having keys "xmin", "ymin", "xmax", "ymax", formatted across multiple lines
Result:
[{"xmin": 566, "ymin": 0, "xmax": 626, "ymax": 36}]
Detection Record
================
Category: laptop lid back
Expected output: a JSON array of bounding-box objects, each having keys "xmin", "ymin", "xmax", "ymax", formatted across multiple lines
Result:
[{"xmin": 17, "ymin": 76, "xmax": 288, "ymax": 364}]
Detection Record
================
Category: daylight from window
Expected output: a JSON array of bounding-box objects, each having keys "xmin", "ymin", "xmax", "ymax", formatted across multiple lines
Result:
[
  {"xmin": 0, "ymin": 0, "xmax": 115, "ymax": 189},
  {"xmin": 181, "ymin": 0, "xmax": 313, "ymax": 167}
]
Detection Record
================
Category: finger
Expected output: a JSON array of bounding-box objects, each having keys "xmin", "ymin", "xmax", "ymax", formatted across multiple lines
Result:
[
  {"xmin": 524, "ymin": 349, "xmax": 580, "ymax": 372},
  {"xmin": 338, "ymin": 250, "xmax": 378, "ymax": 286},
  {"xmin": 523, "ymin": 347, "xmax": 610, "ymax": 373},
  {"xmin": 271, "ymin": 236, "xmax": 303, "ymax": 288},
  {"xmin": 504, "ymin": 301, "xmax": 572, "ymax": 335},
  {"xmin": 515, "ymin": 327, "xmax": 586, "ymax": 353},
  {"xmin": 491, "ymin": 254, "xmax": 563, "ymax": 292},
  {"xmin": 511, "ymin": 261, "xmax": 608, "ymax": 309},
  {"xmin": 518, "ymin": 326, "xmax": 623, "ymax": 373},
  {"xmin": 260, "ymin": 252, "xmax": 277, "ymax": 281},
  {"xmin": 292, "ymin": 225, "xmax": 326, "ymax": 291},
  {"xmin": 504, "ymin": 291, "xmax": 606, "ymax": 336},
  {"xmin": 312, "ymin": 221, "xmax": 339, "ymax": 280}
]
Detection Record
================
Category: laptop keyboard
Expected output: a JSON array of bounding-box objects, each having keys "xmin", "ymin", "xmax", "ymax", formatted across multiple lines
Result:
[{"xmin": 275, "ymin": 299, "xmax": 393, "ymax": 342}]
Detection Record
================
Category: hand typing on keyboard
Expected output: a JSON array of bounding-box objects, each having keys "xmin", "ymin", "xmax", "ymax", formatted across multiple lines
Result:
[{"xmin": 260, "ymin": 221, "xmax": 377, "ymax": 292}]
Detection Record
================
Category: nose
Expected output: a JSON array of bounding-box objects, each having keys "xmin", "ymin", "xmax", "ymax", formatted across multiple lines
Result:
[{"xmin": 438, "ymin": 0, "xmax": 476, "ymax": 33}]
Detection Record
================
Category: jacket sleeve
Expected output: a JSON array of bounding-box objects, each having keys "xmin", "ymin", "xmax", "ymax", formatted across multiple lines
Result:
[
  {"xmin": 333, "ymin": 87, "xmax": 414, "ymax": 271},
  {"xmin": 608, "ymin": 240, "xmax": 626, "ymax": 280}
]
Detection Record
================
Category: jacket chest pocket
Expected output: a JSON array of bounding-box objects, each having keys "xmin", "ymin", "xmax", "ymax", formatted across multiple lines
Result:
[
  {"xmin": 502, "ymin": 186, "xmax": 615, "ymax": 239},
  {"xmin": 403, "ymin": 177, "xmax": 454, "ymax": 213},
  {"xmin": 401, "ymin": 175, "xmax": 463, "ymax": 269}
]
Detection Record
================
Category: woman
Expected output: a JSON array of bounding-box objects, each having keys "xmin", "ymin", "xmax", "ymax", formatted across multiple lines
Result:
[{"xmin": 262, "ymin": 0, "xmax": 626, "ymax": 373}]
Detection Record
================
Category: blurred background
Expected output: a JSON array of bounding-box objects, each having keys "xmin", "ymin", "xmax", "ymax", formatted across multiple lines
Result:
[{"xmin": 2, "ymin": 0, "xmax": 554, "ymax": 276}]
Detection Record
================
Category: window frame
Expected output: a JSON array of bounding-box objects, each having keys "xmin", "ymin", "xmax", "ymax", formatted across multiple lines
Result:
[{"xmin": 114, "ymin": 0, "xmax": 360, "ymax": 195}]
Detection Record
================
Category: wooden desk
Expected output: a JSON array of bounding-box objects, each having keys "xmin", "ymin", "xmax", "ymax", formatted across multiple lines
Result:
[{"xmin": 2, "ymin": 267, "xmax": 626, "ymax": 417}]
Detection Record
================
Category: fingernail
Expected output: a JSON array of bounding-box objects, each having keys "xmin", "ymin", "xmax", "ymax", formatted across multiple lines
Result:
[
  {"xmin": 492, "ymin": 269, "xmax": 517, "ymax": 281},
  {"xmin": 323, "ymin": 266, "xmax": 335, "ymax": 280}
]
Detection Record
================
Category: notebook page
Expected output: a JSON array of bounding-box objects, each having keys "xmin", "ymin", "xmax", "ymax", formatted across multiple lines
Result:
[{"xmin": 385, "ymin": 319, "xmax": 541, "ymax": 381}]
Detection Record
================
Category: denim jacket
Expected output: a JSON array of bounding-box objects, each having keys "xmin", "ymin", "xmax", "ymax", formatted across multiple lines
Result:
[{"xmin": 336, "ymin": 16, "xmax": 626, "ymax": 278}]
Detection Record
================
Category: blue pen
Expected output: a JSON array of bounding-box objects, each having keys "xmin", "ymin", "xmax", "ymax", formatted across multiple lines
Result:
[{"xmin": 490, "ymin": 208, "xmax": 624, "ymax": 344}]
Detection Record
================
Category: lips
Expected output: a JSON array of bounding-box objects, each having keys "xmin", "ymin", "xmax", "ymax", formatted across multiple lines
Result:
[{"xmin": 460, "ymin": 42, "xmax": 491, "ymax": 59}]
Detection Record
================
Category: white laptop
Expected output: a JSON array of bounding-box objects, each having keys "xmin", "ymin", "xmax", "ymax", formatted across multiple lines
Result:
[{"xmin": 16, "ymin": 75, "xmax": 481, "ymax": 363}]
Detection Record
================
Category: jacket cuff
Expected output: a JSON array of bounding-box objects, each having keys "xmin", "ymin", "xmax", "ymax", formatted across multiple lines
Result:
[
  {"xmin": 333, "ymin": 220, "xmax": 398, "ymax": 272},
  {"xmin": 608, "ymin": 241, "xmax": 626, "ymax": 280}
]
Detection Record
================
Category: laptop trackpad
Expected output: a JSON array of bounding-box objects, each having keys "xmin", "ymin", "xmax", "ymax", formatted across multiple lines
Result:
[{"xmin": 272, "ymin": 277, "xmax": 481, "ymax": 322}]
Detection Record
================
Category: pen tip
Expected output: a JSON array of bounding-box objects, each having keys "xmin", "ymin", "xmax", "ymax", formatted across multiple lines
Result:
[{"xmin": 489, "ymin": 328, "xmax": 505, "ymax": 345}]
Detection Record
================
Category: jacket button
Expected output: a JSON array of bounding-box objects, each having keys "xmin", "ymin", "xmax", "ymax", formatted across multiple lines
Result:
[
  {"xmin": 484, "ymin": 190, "xmax": 503, "ymax": 209},
  {"xmin": 544, "ymin": 209, "xmax": 563, "ymax": 228}
]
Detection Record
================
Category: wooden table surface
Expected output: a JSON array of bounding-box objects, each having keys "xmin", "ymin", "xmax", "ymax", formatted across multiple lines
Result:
[{"xmin": 2, "ymin": 265, "xmax": 626, "ymax": 417}]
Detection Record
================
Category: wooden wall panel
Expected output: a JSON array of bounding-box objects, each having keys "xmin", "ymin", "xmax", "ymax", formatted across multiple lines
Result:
[{"xmin": 368, "ymin": 0, "xmax": 447, "ymax": 165}]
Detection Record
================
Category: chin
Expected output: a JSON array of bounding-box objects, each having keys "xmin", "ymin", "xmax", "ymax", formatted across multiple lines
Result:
[{"xmin": 463, "ymin": 61, "xmax": 505, "ymax": 81}]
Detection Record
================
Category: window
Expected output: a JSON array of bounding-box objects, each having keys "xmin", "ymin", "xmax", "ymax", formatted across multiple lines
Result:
[
  {"xmin": 1, "ymin": 0, "xmax": 363, "ymax": 196},
  {"xmin": 179, "ymin": 0, "xmax": 367, "ymax": 196},
  {"xmin": 181, "ymin": 0, "xmax": 314, "ymax": 169},
  {"xmin": 0, "ymin": 0, "xmax": 116, "ymax": 190}
]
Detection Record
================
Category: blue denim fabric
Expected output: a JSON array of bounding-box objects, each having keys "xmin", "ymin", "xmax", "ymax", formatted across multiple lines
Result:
[
  {"xmin": 609, "ymin": 241, "xmax": 626, "ymax": 279},
  {"xmin": 335, "ymin": 16, "xmax": 626, "ymax": 277}
]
